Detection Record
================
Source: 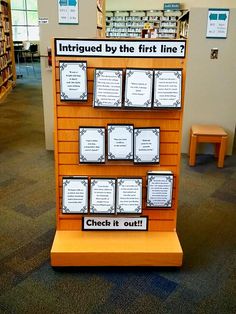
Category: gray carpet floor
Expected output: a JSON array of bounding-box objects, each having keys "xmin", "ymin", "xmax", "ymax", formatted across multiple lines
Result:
[{"xmin": 0, "ymin": 63, "xmax": 236, "ymax": 314}]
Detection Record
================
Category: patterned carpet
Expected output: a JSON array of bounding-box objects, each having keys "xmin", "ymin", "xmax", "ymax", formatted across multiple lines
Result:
[{"xmin": 0, "ymin": 64, "xmax": 235, "ymax": 314}]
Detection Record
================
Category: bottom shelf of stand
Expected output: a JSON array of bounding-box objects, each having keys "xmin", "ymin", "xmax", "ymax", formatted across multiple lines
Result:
[{"xmin": 51, "ymin": 230, "xmax": 183, "ymax": 267}]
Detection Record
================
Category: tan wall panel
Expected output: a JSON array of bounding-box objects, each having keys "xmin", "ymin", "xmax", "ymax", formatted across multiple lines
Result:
[
  {"xmin": 55, "ymin": 57, "xmax": 185, "ymax": 69},
  {"xmin": 58, "ymin": 153, "xmax": 178, "ymax": 165},
  {"xmin": 57, "ymin": 105, "xmax": 181, "ymax": 119},
  {"xmin": 57, "ymin": 118, "xmax": 180, "ymax": 130}
]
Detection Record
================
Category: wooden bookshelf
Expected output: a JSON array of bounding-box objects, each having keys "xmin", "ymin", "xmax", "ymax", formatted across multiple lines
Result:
[
  {"xmin": 106, "ymin": 10, "xmax": 188, "ymax": 39},
  {"xmin": 0, "ymin": 0, "xmax": 16, "ymax": 102}
]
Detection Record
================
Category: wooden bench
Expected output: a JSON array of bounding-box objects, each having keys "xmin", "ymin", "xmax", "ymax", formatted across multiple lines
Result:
[{"xmin": 189, "ymin": 124, "xmax": 228, "ymax": 168}]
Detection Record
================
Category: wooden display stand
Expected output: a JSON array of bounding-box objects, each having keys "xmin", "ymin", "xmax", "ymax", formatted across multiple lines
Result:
[{"xmin": 51, "ymin": 38, "xmax": 186, "ymax": 267}]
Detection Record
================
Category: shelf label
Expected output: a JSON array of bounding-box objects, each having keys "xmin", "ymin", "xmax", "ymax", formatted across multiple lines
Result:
[
  {"xmin": 82, "ymin": 217, "xmax": 148, "ymax": 231},
  {"xmin": 206, "ymin": 8, "xmax": 229, "ymax": 38},
  {"xmin": 164, "ymin": 3, "xmax": 180, "ymax": 11},
  {"xmin": 55, "ymin": 39, "xmax": 186, "ymax": 58}
]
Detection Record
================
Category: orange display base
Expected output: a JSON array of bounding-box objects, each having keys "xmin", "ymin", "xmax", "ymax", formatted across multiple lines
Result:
[{"xmin": 51, "ymin": 231, "xmax": 183, "ymax": 267}]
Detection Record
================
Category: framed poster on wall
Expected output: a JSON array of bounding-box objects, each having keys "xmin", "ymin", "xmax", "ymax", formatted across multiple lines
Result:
[
  {"xmin": 116, "ymin": 178, "xmax": 142, "ymax": 214},
  {"xmin": 90, "ymin": 178, "xmax": 116, "ymax": 214},
  {"xmin": 107, "ymin": 124, "xmax": 133, "ymax": 160},
  {"xmin": 58, "ymin": 0, "xmax": 79, "ymax": 24},
  {"xmin": 134, "ymin": 127, "xmax": 160, "ymax": 164},
  {"xmin": 62, "ymin": 177, "xmax": 88, "ymax": 214},
  {"xmin": 153, "ymin": 70, "xmax": 182, "ymax": 109},
  {"xmin": 60, "ymin": 61, "xmax": 87, "ymax": 101},
  {"xmin": 93, "ymin": 69, "xmax": 123, "ymax": 108},
  {"xmin": 124, "ymin": 69, "xmax": 153, "ymax": 108},
  {"xmin": 79, "ymin": 127, "xmax": 105, "ymax": 163}
]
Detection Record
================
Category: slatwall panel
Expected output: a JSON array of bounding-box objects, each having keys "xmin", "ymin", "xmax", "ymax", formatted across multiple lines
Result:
[{"xmin": 53, "ymin": 53, "xmax": 186, "ymax": 232}]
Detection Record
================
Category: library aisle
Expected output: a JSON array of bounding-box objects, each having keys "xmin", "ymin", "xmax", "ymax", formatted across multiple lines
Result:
[{"xmin": 0, "ymin": 71, "xmax": 235, "ymax": 313}]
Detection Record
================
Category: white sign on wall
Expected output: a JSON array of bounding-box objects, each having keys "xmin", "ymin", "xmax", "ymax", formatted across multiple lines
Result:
[
  {"xmin": 206, "ymin": 9, "xmax": 229, "ymax": 38},
  {"xmin": 58, "ymin": 0, "xmax": 79, "ymax": 24},
  {"xmin": 55, "ymin": 39, "xmax": 186, "ymax": 58}
]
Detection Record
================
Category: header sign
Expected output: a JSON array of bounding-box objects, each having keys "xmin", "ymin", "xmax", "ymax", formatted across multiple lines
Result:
[{"xmin": 55, "ymin": 39, "xmax": 186, "ymax": 58}]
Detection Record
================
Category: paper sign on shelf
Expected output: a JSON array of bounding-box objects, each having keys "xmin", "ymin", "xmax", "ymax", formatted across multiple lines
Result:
[{"xmin": 82, "ymin": 217, "xmax": 148, "ymax": 231}]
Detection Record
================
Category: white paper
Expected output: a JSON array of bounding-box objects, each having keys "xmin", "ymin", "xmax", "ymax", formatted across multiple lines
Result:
[
  {"xmin": 90, "ymin": 179, "xmax": 116, "ymax": 214},
  {"xmin": 108, "ymin": 125, "xmax": 133, "ymax": 160},
  {"xmin": 116, "ymin": 178, "xmax": 142, "ymax": 214},
  {"xmin": 147, "ymin": 174, "xmax": 173, "ymax": 207},
  {"xmin": 134, "ymin": 128, "xmax": 160, "ymax": 163},
  {"xmin": 124, "ymin": 69, "xmax": 153, "ymax": 108},
  {"xmin": 60, "ymin": 62, "xmax": 87, "ymax": 101},
  {"xmin": 79, "ymin": 128, "xmax": 105, "ymax": 163},
  {"xmin": 154, "ymin": 70, "xmax": 182, "ymax": 108},
  {"xmin": 62, "ymin": 177, "xmax": 88, "ymax": 213},
  {"xmin": 93, "ymin": 69, "xmax": 123, "ymax": 107}
]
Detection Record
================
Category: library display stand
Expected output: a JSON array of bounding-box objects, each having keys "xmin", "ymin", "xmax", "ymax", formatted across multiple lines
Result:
[
  {"xmin": 51, "ymin": 38, "xmax": 186, "ymax": 267},
  {"xmin": 0, "ymin": 0, "xmax": 16, "ymax": 102}
]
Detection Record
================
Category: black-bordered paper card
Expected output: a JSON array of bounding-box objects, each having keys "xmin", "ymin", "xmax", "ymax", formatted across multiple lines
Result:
[
  {"xmin": 62, "ymin": 177, "xmax": 88, "ymax": 214},
  {"xmin": 116, "ymin": 178, "xmax": 142, "ymax": 214},
  {"xmin": 107, "ymin": 124, "xmax": 133, "ymax": 161},
  {"xmin": 153, "ymin": 70, "xmax": 182, "ymax": 108},
  {"xmin": 60, "ymin": 61, "xmax": 87, "ymax": 101},
  {"xmin": 134, "ymin": 128, "xmax": 160, "ymax": 164},
  {"xmin": 79, "ymin": 127, "xmax": 105, "ymax": 163},
  {"xmin": 147, "ymin": 171, "xmax": 174, "ymax": 208},
  {"xmin": 93, "ymin": 69, "xmax": 123, "ymax": 108},
  {"xmin": 90, "ymin": 178, "xmax": 116, "ymax": 214},
  {"xmin": 124, "ymin": 69, "xmax": 153, "ymax": 108}
]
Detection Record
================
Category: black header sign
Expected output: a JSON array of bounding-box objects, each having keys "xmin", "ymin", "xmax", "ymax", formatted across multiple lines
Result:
[{"xmin": 55, "ymin": 39, "xmax": 186, "ymax": 58}]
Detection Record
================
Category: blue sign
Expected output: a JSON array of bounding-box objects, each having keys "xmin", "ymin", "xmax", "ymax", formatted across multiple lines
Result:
[
  {"xmin": 164, "ymin": 3, "xmax": 180, "ymax": 11},
  {"xmin": 68, "ymin": 0, "xmax": 77, "ymax": 6}
]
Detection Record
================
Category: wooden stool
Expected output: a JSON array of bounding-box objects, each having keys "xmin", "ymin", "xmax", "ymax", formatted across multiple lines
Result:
[{"xmin": 189, "ymin": 124, "xmax": 228, "ymax": 168}]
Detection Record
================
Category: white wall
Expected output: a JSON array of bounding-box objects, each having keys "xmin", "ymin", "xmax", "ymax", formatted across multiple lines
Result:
[
  {"xmin": 183, "ymin": 8, "xmax": 236, "ymax": 155},
  {"xmin": 37, "ymin": 0, "xmax": 97, "ymax": 150}
]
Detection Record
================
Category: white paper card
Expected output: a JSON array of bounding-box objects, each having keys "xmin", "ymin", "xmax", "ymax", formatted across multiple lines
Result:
[
  {"xmin": 62, "ymin": 177, "xmax": 88, "ymax": 213},
  {"xmin": 124, "ymin": 69, "xmax": 153, "ymax": 108},
  {"xmin": 60, "ymin": 61, "xmax": 87, "ymax": 101},
  {"xmin": 79, "ymin": 127, "xmax": 105, "ymax": 163},
  {"xmin": 147, "ymin": 173, "xmax": 173, "ymax": 207},
  {"xmin": 116, "ymin": 178, "xmax": 142, "ymax": 214},
  {"xmin": 134, "ymin": 128, "xmax": 160, "ymax": 163},
  {"xmin": 93, "ymin": 69, "xmax": 123, "ymax": 107},
  {"xmin": 90, "ymin": 178, "xmax": 116, "ymax": 214},
  {"xmin": 154, "ymin": 70, "xmax": 182, "ymax": 108},
  {"xmin": 108, "ymin": 125, "xmax": 133, "ymax": 160}
]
